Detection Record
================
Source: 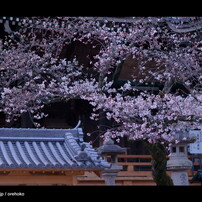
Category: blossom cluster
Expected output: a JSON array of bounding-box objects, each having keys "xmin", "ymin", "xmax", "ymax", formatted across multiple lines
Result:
[
  {"xmin": 83, "ymin": 86, "xmax": 202, "ymax": 145},
  {"xmin": 0, "ymin": 17, "xmax": 202, "ymax": 145}
]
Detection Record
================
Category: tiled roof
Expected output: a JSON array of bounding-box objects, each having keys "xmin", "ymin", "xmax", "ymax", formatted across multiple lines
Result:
[
  {"xmin": 0, "ymin": 128, "xmax": 110, "ymax": 169},
  {"xmin": 165, "ymin": 17, "xmax": 202, "ymax": 33},
  {"xmin": 1, "ymin": 17, "xmax": 202, "ymax": 34}
]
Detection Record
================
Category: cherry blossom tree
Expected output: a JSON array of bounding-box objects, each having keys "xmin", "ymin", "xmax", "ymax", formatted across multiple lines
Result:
[
  {"xmin": 0, "ymin": 17, "xmax": 99, "ymax": 126},
  {"xmin": 81, "ymin": 17, "xmax": 202, "ymax": 185},
  {"xmin": 0, "ymin": 17, "xmax": 202, "ymax": 185}
]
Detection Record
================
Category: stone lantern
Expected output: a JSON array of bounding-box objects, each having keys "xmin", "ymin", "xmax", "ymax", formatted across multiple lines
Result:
[
  {"xmin": 97, "ymin": 138, "xmax": 126, "ymax": 185},
  {"xmin": 167, "ymin": 129, "xmax": 195, "ymax": 185}
]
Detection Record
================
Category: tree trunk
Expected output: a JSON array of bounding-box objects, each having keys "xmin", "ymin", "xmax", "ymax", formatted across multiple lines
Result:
[
  {"xmin": 98, "ymin": 71, "xmax": 110, "ymax": 145},
  {"xmin": 142, "ymin": 76, "xmax": 174, "ymax": 186},
  {"xmin": 144, "ymin": 141, "xmax": 174, "ymax": 186}
]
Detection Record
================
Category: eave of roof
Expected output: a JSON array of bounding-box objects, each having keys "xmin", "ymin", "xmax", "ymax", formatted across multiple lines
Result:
[
  {"xmin": 1, "ymin": 16, "xmax": 202, "ymax": 34},
  {"xmin": 0, "ymin": 128, "xmax": 110, "ymax": 170}
]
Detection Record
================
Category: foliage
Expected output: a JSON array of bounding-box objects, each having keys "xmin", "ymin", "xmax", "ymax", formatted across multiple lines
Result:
[{"xmin": 0, "ymin": 17, "xmax": 202, "ymax": 146}]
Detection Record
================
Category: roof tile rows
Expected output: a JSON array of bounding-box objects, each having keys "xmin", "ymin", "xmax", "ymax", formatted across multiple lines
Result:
[{"xmin": 0, "ymin": 128, "xmax": 110, "ymax": 169}]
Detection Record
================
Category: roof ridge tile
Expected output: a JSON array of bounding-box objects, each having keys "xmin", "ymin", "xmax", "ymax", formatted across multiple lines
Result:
[{"xmin": 0, "ymin": 128, "xmax": 110, "ymax": 169}]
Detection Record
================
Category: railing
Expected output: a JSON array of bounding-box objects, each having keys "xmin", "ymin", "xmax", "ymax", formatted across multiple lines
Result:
[
  {"xmin": 117, "ymin": 155, "xmax": 152, "ymax": 172},
  {"xmin": 117, "ymin": 154, "xmax": 202, "ymax": 172},
  {"xmin": 77, "ymin": 154, "xmax": 202, "ymax": 186},
  {"xmin": 116, "ymin": 154, "xmax": 202, "ymax": 185}
]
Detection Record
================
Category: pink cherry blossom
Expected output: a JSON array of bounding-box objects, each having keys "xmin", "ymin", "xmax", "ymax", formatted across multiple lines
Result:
[{"xmin": 0, "ymin": 17, "xmax": 202, "ymax": 146}]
